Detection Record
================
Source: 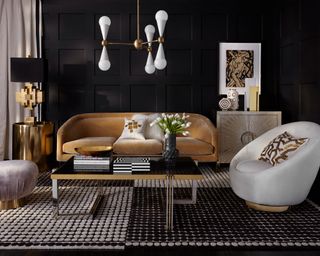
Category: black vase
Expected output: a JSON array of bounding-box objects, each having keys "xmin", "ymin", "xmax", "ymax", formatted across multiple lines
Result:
[{"xmin": 163, "ymin": 134, "xmax": 179, "ymax": 161}]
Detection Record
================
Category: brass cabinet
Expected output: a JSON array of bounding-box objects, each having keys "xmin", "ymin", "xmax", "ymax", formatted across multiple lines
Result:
[
  {"xmin": 217, "ymin": 111, "xmax": 281, "ymax": 164},
  {"xmin": 12, "ymin": 122, "xmax": 54, "ymax": 171}
]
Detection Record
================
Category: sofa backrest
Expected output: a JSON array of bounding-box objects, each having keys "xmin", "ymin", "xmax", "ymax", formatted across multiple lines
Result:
[{"xmin": 61, "ymin": 112, "xmax": 214, "ymax": 140}]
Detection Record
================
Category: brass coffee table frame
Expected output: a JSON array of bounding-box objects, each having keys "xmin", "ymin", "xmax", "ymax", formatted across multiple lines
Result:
[{"xmin": 51, "ymin": 159, "xmax": 202, "ymax": 231}]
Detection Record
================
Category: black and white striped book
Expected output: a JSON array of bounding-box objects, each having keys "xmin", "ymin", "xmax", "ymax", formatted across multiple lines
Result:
[
  {"xmin": 113, "ymin": 170, "xmax": 132, "ymax": 174},
  {"xmin": 113, "ymin": 157, "xmax": 150, "ymax": 163},
  {"xmin": 74, "ymin": 164, "xmax": 110, "ymax": 170},
  {"xmin": 113, "ymin": 157, "xmax": 151, "ymax": 171},
  {"xmin": 74, "ymin": 155, "xmax": 110, "ymax": 160}
]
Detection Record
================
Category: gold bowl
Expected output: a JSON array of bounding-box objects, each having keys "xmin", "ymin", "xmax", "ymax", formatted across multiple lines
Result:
[{"xmin": 75, "ymin": 146, "xmax": 113, "ymax": 157}]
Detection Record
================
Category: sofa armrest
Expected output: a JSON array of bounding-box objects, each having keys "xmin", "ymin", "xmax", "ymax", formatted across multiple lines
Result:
[
  {"xmin": 56, "ymin": 115, "xmax": 86, "ymax": 161},
  {"xmin": 188, "ymin": 114, "xmax": 218, "ymax": 159}
]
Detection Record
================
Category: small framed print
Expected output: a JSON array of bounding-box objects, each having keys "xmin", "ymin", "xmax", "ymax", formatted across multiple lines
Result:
[{"xmin": 219, "ymin": 42, "xmax": 261, "ymax": 95}]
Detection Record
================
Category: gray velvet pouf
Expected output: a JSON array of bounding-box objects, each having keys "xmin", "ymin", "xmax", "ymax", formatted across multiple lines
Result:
[{"xmin": 0, "ymin": 160, "xmax": 38, "ymax": 210}]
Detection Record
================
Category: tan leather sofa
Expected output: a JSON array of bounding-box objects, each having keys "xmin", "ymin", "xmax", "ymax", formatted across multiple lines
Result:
[{"xmin": 57, "ymin": 112, "xmax": 218, "ymax": 162}]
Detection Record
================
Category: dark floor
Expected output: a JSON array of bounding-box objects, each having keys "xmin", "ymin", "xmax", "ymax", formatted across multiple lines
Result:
[{"xmin": 0, "ymin": 248, "xmax": 320, "ymax": 256}]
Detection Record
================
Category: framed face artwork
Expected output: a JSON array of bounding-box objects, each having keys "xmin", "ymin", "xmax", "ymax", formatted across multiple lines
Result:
[{"xmin": 219, "ymin": 42, "xmax": 261, "ymax": 95}]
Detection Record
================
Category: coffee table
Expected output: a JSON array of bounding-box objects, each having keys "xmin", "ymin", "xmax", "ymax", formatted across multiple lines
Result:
[{"xmin": 51, "ymin": 157, "xmax": 202, "ymax": 230}]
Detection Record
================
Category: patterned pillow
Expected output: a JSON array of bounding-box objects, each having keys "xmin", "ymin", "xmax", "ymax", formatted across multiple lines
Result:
[
  {"xmin": 259, "ymin": 131, "xmax": 308, "ymax": 165},
  {"xmin": 119, "ymin": 118, "xmax": 146, "ymax": 140}
]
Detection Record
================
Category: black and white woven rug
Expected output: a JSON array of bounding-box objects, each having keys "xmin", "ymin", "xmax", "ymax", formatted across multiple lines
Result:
[{"xmin": 0, "ymin": 165, "xmax": 320, "ymax": 250}]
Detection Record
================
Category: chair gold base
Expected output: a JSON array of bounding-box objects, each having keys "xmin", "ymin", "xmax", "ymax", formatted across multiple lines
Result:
[
  {"xmin": 0, "ymin": 198, "xmax": 27, "ymax": 210},
  {"xmin": 246, "ymin": 201, "xmax": 289, "ymax": 212}
]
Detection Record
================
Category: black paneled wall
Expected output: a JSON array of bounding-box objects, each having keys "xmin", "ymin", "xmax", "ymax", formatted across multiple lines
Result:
[
  {"xmin": 278, "ymin": 0, "xmax": 320, "ymax": 204},
  {"xmin": 43, "ymin": 0, "xmax": 276, "ymax": 127},
  {"xmin": 278, "ymin": 0, "xmax": 320, "ymax": 124}
]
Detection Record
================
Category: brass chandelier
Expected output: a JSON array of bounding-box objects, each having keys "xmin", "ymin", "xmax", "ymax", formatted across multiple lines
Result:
[{"xmin": 98, "ymin": 0, "xmax": 168, "ymax": 74}]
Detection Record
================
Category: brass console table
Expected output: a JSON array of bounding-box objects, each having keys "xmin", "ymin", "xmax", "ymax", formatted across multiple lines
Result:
[{"xmin": 12, "ymin": 121, "xmax": 54, "ymax": 172}]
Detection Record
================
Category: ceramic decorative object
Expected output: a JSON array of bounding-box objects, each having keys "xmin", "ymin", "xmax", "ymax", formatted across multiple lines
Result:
[
  {"xmin": 219, "ymin": 97, "xmax": 232, "ymax": 110},
  {"xmin": 227, "ymin": 88, "xmax": 239, "ymax": 110},
  {"xmin": 163, "ymin": 134, "xmax": 179, "ymax": 161}
]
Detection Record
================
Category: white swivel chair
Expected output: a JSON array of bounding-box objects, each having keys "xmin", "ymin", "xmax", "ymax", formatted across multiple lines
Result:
[{"xmin": 229, "ymin": 121, "xmax": 320, "ymax": 212}]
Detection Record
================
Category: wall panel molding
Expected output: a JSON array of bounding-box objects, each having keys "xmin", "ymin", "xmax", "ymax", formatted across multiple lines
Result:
[{"xmin": 43, "ymin": 0, "xmax": 271, "ymax": 125}]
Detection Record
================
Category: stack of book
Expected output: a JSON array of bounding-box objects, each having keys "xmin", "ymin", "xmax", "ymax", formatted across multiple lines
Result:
[
  {"xmin": 113, "ymin": 157, "xmax": 151, "ymax": 174},
  {"xmin": 73, "ymin": 155, "xmax": 111, "ymax": 171}
]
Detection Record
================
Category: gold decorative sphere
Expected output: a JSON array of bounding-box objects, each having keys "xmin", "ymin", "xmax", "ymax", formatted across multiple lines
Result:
[{"xmin": 134, "ymin": 39, "xmax": 143, "ymax": 50}]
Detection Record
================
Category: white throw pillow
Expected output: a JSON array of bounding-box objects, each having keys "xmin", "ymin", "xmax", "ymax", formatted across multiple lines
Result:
[
  {"xmin": 132, "ymin": 113, "xmax": 164, "ymax": 141},
  {"xmin": 119, "ymin": 117, "xmax": 146, "ymax": 140}
]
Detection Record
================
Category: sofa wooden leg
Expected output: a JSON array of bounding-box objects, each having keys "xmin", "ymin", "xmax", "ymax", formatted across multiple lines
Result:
[{"xmin": 245, "ymin": 201, "xmax": 289, "ymax": 212}]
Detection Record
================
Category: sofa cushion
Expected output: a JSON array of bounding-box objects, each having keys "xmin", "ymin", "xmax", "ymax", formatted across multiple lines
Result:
[
  {"xmin": 176, "ymin": 137, "xmax": 213, "ymax": 155},
  {"xmin": 113, "ymin": 138, "xmax": 162, "ymax": 155},
  {"xmin": 63, "ymin": 137, "xmax": 117, "ymax": 154},
  {"xmin": 236, "ymin": 160, "xmax": 273, "ymax": 173}
]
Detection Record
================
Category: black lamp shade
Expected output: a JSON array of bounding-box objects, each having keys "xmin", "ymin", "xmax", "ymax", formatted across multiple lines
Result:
[{"xmin": 11, "ymin": 58, "xmax": 47, "ymax": 82}]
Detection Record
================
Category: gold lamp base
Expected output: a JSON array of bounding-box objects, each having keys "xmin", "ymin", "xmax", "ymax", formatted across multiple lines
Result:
[{"xmin": 0, "ymin": 197, "xmax": 27, "ymax": 210}]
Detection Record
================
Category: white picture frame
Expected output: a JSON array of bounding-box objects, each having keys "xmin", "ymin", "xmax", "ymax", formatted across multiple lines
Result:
[{"xmin": 219, "ymin": 42, "xmax": 261, "ymax": 95}]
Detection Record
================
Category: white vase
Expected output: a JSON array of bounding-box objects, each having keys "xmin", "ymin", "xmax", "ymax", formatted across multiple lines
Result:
[{"xmin": 227, "ymin": 88, "xmax": 239, "ymax": 110}]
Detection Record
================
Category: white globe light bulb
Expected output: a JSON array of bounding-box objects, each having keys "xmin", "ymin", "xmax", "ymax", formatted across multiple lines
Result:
[
  {"xmin": 99, "ymin": 16, "xmax": 111, "ymax": 40},
  {"xmin": 154, "ymin": 58, "xmax": 167, "ymax": 70},
  {"xmin": 98, "ymin": 60, "xmax": 111, "ymax": 71},
  {"xmin": 145, "ymin": 64, "xmax": 156, "ymax": 74},
  {"xmin": 99, "ymin": 16, "xmax": 111, "ymax": 26},
  {"xmin": 145, "ymin": 24, "xmax": 155, "ymax": 35},
  {"xmin": 145, "ymin": 25, "xmax": 155, "ymax": 47},
  {"xmin": 154, "ymin": 43, "xmax": 167, "ymax": 70},
  {"xmin": 155, "ymin": 10, "xmax": 168, "ymax": 21},
  {"xmin": 98, "ymin": 46, "xmax": 111, "ymax": 71},
  {"xmin": 155, "ymin": 10, "xmax": 168, "ymax": 37},
  {"xmin": 145, "ymin": 52, "xmax": 155, "ymax": 74}
]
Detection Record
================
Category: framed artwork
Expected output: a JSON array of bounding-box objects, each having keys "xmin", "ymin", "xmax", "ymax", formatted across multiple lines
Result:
[{"xmin": 219, "ymin": 42, "xmax": 261, "ymax": 95}]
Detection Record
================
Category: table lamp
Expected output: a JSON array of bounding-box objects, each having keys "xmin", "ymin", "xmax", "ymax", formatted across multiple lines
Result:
[{"xmin": 10, "ymin": 57, "xmax": 47, "ymax": 124}]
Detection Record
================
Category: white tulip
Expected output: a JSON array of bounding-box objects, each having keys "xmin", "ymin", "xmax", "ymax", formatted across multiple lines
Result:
[{"xmin": 150, "ymin": 120, "xmax": 156, "ymax": 126}]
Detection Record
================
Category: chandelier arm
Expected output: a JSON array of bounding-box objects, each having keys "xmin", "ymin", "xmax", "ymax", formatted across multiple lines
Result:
[
  {"xmin": 108, "ymin": 42, "xmax": 134, "ymax": 46},
  {"xmin": 141, "ymin": 40, "xmax": 159, "ymax": 45},
  {"xmin": 137, "ymin": 0, "xmax": 140, "ymax": 40}
]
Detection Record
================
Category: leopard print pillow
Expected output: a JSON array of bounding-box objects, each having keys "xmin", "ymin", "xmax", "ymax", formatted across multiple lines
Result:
[{"xmin": 259, "ymin": 131, "xmax": 308, "ymax": 165}]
